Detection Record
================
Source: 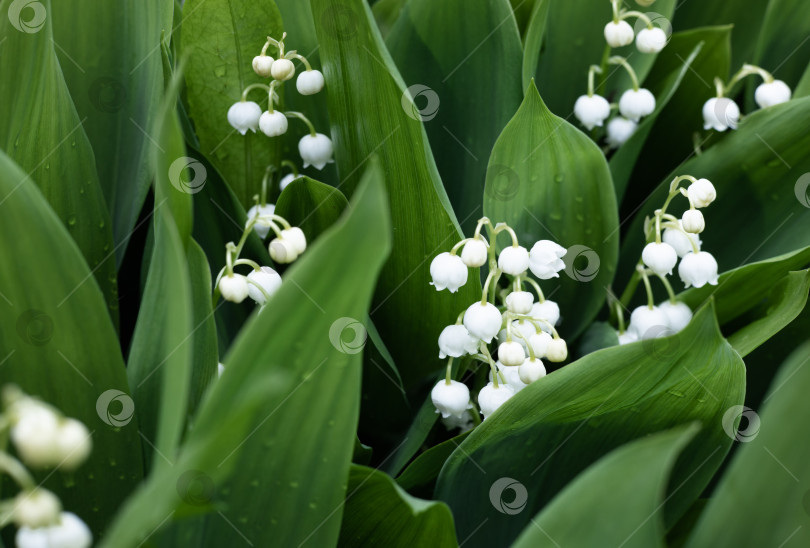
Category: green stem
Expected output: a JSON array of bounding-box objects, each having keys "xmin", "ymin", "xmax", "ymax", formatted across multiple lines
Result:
[
  {"xmin": 656, "ymin": 273, "xmax": 677, "ymax": 304},
  {"xmin": 444, "ymin": 357, "xmax": 455, "ymax": 384},
  {"xmin": 638, "ymin": 266, "xmax": 654, "ymax": 309},
  {"xmin": 608, "ymin": 56, "xmax": 640, "ymax": 91},
  {"xmin": 284, "ymin": 111, "xmax": 317, "ymax": 137},
  {"xmin": 241, "ymin": 83, "xmax": 271, "ymax": 102},
  {"xmin": 523, "ymin": 276, "xmax": 545, "ymax": 303}
]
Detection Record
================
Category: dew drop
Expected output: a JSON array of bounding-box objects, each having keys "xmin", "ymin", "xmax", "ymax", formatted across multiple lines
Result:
[
  {"xmin": 67, "ymin": 216, "xmax": 77, "ymax": 227},
  {"xmin": 214, "ymin": 66, "xmax": 227, "ymax": 77},
  {"xmin": 667, "ymin": 389, "xmax": 685, "ymax": 398},
  {"xmin": 554, "ymin": 174, "xmax": 564, "ymax": 183},
  {"xmin": 289, "ymin": 481, "xmax": 299, "ymax": 488}
]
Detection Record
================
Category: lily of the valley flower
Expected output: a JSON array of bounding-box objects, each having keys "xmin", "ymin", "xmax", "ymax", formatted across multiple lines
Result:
[
  {"xmin": 702, "ymin": 97, "xmax": 739, "ymax": 131},
  {"xmin": 628, "ymin": 305, "xmax": 669, "ymax": 339},
  {"xmin": 298, "ymin": 133, "xmax": 334, "ymax": 170},
  {"xmin": 252, "ymin": 55, "xmax": 274, "ymax": 77},
  {"xmin": 687, "ymin": 178, "xmax": 716, "ymax": 208},
  {"xmin": 642, "ymin": 242, "xmax": 678, "ymax": 276},
  {"xmin": 219, "ymin": 274, "xmax": 250, "ymax": 303},
  {"xmin": 271, "ymin": 58, "xmax": 295, "ymax": 81},
  {"xmin": 227, "ymin": 101, "xmax": 262, "ymax": 135},
  {"xmin": 463, "ymin": 302, "xmax": 502, "ymax": 343},
  {"xmin": 574, "ymin": 94, "xmax": 611, "ymax": 130},
  {"xmin": 658, "ymin": 300, "xmax": 693, "ymax": 332},
  {"xmin": 296, "ymin": 69, "xmax": 325, "ymax": 95},
  {"xmin": 10, "ymin": 403, "xmax": 91, "ymax": 470},
  {"xmin": 636, "ymin": 27, "xmax": 667, "ymax": 53},
  {"xmin": 754, "ymin": 80, "xmax": 791, "ymax": 108},
  {"xmin": 545, "ymin": 338, "xmax": 568, "ymax": 362},
  {"xmin": 619, "ymin": 88, "xmax": 656, "ymax": 121},
  {"xmin": 528, "ymin": 331, "xmax": 552, "ymax": 357},
  {"xmin": 528, "ymin": 240, "xmax": 567, "ymax": 279},
  {"xmin": 13, "ymin": 489, "xmax": 61, "ymax": 528},
  {"xmin": 259, "ymin": 110, "xmax": 289, "ymax": 137},
  {"xmin": 279, "ymin": 173, "xmax": 300, "ymax": 191},
  {"xmin": 438, "ymin": 325, "xmax": 479, "ymax": 359},
  {"xmin": 681, "ymin": 209, "xmax": 705, "ymax": 234},
  {"xmin": 489, "ymin": 364, "xmax": 527, "ymax": 393},
  {"xmin": 461, "ymin": 238, "xmax": 488, "ymax": 267},
  {"xmin": 430, "ymin": 252, "xmax": 468, "ymax": 292},
  {"xmin": 519, "ymin": 357, "xmax": 546, "ymax": 384},
  {"xmin": 16, "ymin": 512, "xmax": 92, "ymax": 548},
  {"xmin": 530, "ymin": 299, "xmax": 560, "ymax": 327},
  {"xmin": 678, "ymin": 251, "xmax": 719, "ymax": 288},
  {"xmin": 662, "ymin": 222, "xmax": 701, "ymax": 257},
  {"xmin": 603, "ymin": 20, "xmax": 634, "ymax": 47},
  {"xmin": 606, "ymin": 116, "xmax": 637, "ymax": 148},
  {"xmin": 498, "ymin": 245, "xmax": 530, "ymax": 276},
  {"xmin": 478, "ymin": 382, "xmax": 515, "ymax": 419},
  {"xmin": 245, "ymin": 203, "xmax": 276, "ymax": 239},
  {"xmin": 247, "ymin": 267, "xmax": 282, "ymax": 305},
  {"xmin": 431, "ymin": 380, "xmax": 471, "ymax": 419},
  {"xmin": 505, "ymin": 291, "xmax": 533, "ymax": 315},
  {"xmin": 498, "ymin": 341, "xmax": 526, "ymax": 367}
]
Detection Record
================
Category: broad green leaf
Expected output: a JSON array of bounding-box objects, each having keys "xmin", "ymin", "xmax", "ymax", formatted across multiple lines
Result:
[
  {"xmin": 310, "ymin": 0, "xmax": 481, "ymax": 387},
  {"xmin": 384, "ymin": 392, "xmax": 441, "ymax": 476},
  {"xmin": 531, "ymin": 0, "xmax": 675, "ymax": 116},
  {"xmin": 521, "ymin": 0, "xmax": 550, "ymax": 91},
  {"xmin": 752, "ymin": 0, "xmax": 810, "ymax": 90},
  {"xmin": 386, "ymin": 0, "xmax": 524, "ymax": 231},
  {"xmin": 338, "ymin": 465, "xmax": 457, "ymax": 548},
  {"xmin": 609, "ymin": 43, "xmax": 702, "ymax": 201},
  {"xmin": 513, "ymin": 424, "xmax": 700, "ymax": 548},
  {"xmin": 50, "ymin": 0, "xmax": 164, "ymax": 264},
  {"xmin": 685, "ymin": 341, "xmax": 810, "ymax": 548},
  {"xmin": 0, "ymin": 0, "xmax": 118, "ymax": 322},
  {"xmin": 483, "ymin": 82, "xmax": 619, "ymax": 339},
  {"xmin": 0, "ymin": 151, "xmax": 143, "ymax": 537},
  {"xmin": 794, "ymin": 60, "xmax": 810, "ymax": 98},
  {"xmin": 275, "ymin": 176, "xmax": 349, "ymax": 241},
  {"xmin": 576, "ymin": 321, "xmax": 619, "ymax": 357},
  {"xmin": 396, "ymin": 431, "xmax": 470, "ymax": 497},
  {"xmin": 510, "ymin": 0, "xmax": 539, "ymax": 40},
  {"xmin": 618, "ymin": 97, "xmax": 810, "ymax": 285},
  {"xmin": 372, "ymin": 0, "xmax": 408, "ymax": 38},
  {"xmin": 102, "ymin": 163, "xmax": 392, "ymax": 548},
  {"xmin": 182, "ymin": 0, "xmax": 284, "ymax": 206},
  {"xmin": 435, "ymin": 304, "xmax": 745, "ymax": 547}
]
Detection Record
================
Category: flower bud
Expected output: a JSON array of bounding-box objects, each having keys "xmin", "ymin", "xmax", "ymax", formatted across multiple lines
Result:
[
  {"xmin": 219, "ymin": 274, "xmax": 250, "ymax": 303},
  {"xmin": 489, "ymin": 362, "xmax": 528, "ymax": 393},
  {"xmin": 247, "ymin": 267, "xmax": 282, "ymax": 305},
  {"xmin": 574, "ymin": 94, "xmax": 610, "ymax": 130},
  {"xmin": 619, "ymin": 88, "xmax": 656, "ymax": 121},
  {"xmin": 252, "ymin": 55, "xmax": 274, "ymax": 77},
  {"xmin": 245, "ymin": 203, "xmax": 276, "ymax": 240},
  {"xmin": 13, "ymin": 489, "xmax": 62, "ymax": 528},
  {"xmin": 16, "ymin": 512, "xmax": 92, "ymax": 548},
  {"xmin": 530, "ymin": 300, "xmax": 560, "ymax": 327},
  {"xmin": 270, "ymin": 58, "xmax": 295, "ymax": 81},
  {"xmin": 642, "ymin": 242, "xmax": 678, "ymax": 276},
  {"xmin": 11, "ymin": 404, "xmax": 60, "ymax": 468},
  {"xmin": 687, "ymin": 178, "xmax": 716, "ymax": 208},
  {"xmin": 461, "ymin": 238, "xmax": 488, "ymax": 267},
  {"xmin": 662, "ymin": 222, "xmax": 701, "ymax": 257},
  {"xmin": 498, "ymin": 245, "xmax": 530, "ymax": 276},
  {"xmin": 259, "ymin": 110, "xmax": 288, "ymax": 137},
  {"xmin": 296, "ymin": 69, "xmax": 325, "ymax": 95},
  {"xmin": 281, "ymin": 227, "xmax": 307, "ymax": 255},
  {"xmin": 546, "ymin": 338, "xmax": 568, "ymax": 362},
  {"xmin": 604, "ymin": 20, "xmax": 634, "ymax": 47},
  {"xmin": 636, "ymin": 27, "xmax": 667, "ymax": 53},
  {"xmin": 429, "ymin": 252, "xmax": 468, "ymax": 292},
  {"xmin": 279, "ymin": 173, "xmax": 299, "ymax": 191},
  {"xmin": 227, "ymin": 101, "xmax": 262, "ymax": 135},
  {"xmin": 498, "ymin": 341, "xmax": 526, "ymax": 366},
  {"xmin": 528, "ymin": 331, "xmax": 553, "ymax": 357},
  {"xmin": 681, "ymin": 209, "xmax": 705, "ymax": 233},
  {"xmin": 754, "ymin": 80, "xmax": 791, "ymax": 109},
  {"xmin": 54, "ymin": 419, "xmax": 91, "ymax": 470},
  {"xmin": 519, "ymin": 358, "xmax": 546, "ymax": 384},
  {"xmin": 478, "ymin": 382, "xmax": 516, "ymax": 419},
  {"xmin": 431, "ymin": 380, "xmax": 471, "ymax": 419},
  {"xmin": 505, "ymin": 291, "xmax": 534, "ymax": 314},
  {"xmin": 269, "ymin": 238, "xmax": 298, "ymax": 264},
  {"xmin": 463, "ymin": 302, "xmax": 503, "ymax": 343}
]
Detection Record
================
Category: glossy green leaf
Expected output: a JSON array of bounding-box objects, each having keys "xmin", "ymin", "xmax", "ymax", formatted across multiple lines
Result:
[
  {"xmin": 384, "ymin": 392, "xmax": 441, "ymax": 476},
  {"xmin": 275, "ymin": 176, "xmax": 349, "ymax": 241},
  {"xmin": 310, "ymin": 0, "xmax": 481, "ymax": 388},
  {"xmin": 530, "ymin": 0, "xmax": 674, "ymax": 116},
  {"xmin": 618, "ymin": 97, "xmax": 810, "ymax": 286},
  {"xmin": 752, "ymin": 0, "xmax": 810, "ymax": 90},
  {"xmin": 182, "ymin": 0, "xmax": 284, "ymax": 206},
  {"xmin": 0, "ymin": 150, "xmax": 143, "ymax": 537},
  {"xmin": 521, "ymin": 0, "xmax": 550, "ymax": 91},
  {"xmin": 386, "ymin": 0, "xmax": 524, "ymax": 231},
  {"xmin": 576, "ymin": 321, "xmax": 619, "ymax": 357},
  {"xmin": 685, "ymin": 341, "xmax": 810, "ymax": 548},
  {"xmin": 372, "ymin": 0, "xmax": 408, "ymax": 38},
  {"xmin": 50, "ymin": 0, "xmax": 164, "ymax": 264},
  {"xmin": 0, "ymin": 0, "xmax": 118, "ymax": 322},
  {"xmin": 483, "ymin": 81, "xmax": 619, "ymax": 339},
  {"xmin": 793, "ymin": 60, "xmax": 810, "ymax": 98},
  {"xmin": 102, "ymin": 163, "xmax": 391, "ymax": 548},
  {"xmin": 338, "ymin": 465, "xmax": 457, "ymax": 548},
  {"xmin": 396, "ymin": 431, "xmax": 469, "ymax": 496},
  {"xmin": 435, "ymin": 304, "xmax": 745, "ymax": 547},
  {"xmin": 513, "ymin": 424, "xmax": 700, "ymax": 548}
]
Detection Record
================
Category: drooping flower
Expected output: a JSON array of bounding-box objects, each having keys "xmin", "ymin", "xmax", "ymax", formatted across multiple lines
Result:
[
  {"xmin": 270, "ymin": 58, "xmax": 295, "ymax": 81},
  {"xmin": 678, "ymin": 251, "xmax": 719, "ymax": 288},
  {"xmin": 463, "ymin": 302, "xmax": 503, "ymax": 343},
  {"xmin": 603, "ymin": 20, "xmax": 634, "ymax": 47},
  {"xmin": 498, "ymin": 245, "xmax": 530, "ymax": 276},
  {"xmin": 687, "ymin": 178, "xmax": 716, "ymax": 208},
  {"xmin": 461, "ymin": 238, "xmax": 488, "ymax": 267},
  {"xmin": 662, "ymin": 222, "xmax": 701, "ymax": 258},
  {"xmin": 247, "ymin": 267, "xmax": 282, "ymax": 305},
  {"xmin": 628, "ymin": 305, "xmax": 670, "ymax": 339},
  {"xmin": 530, "ymin": 299, "xmax": 560, "ymax": 328},
  {"xmin": 219, "ymin": 274, "xmax": 250, "ymax": 303},
  {"xmin": 681, "ymin": 209, "xmax": 705, "ymax": 234},
  {"xmin": 245, "ymin": 203, "xmax": 276, "ymax": 240},
  {"xmin": 636, "ymin": 27, "xmax": 667, "ymax": 53},
  {"xmin": 642, "ymin": 242, "xmax": 678, "ymax": 276},
  {"xmin": 574, "ymin": 94, "xmax": 611, "ymax": 130},
  {"xmin": 519, "ymin": 357, "xmax": 546, "ymax": 384},
  {"xmin": 658, "ymin": 301, "xmax": 693, "ymax": 332},
  {"xmin": 478, "ymin": 382, "xmax": 516, "ymax": 419},
  {"xmin": 296, "ymin": 69, "xmax": 325, "ymax": 95},
  {"xmin": 498, "ymin": 341, "xmax": 526, "ymax": 367},
  {"xmin": 528, "ymin": 240, "xmax": 567, "ymax": 279},
  {"xmin": 702, "ymin": 97, "xmax": 739, "ymax": 131},
  {"xmin": 505, "ymin": 291, "xmax": 534, "ymax": 314},
  {"xmin": 227, "ymin": 101, "xmax": 262, "ymax": 135},
  {"xmin": 619, "ymin": 88, "xmax": 656, "ymax": 121},
  {"xmin": 429, "ymin": 252, "xmax": 468, "ymax": 292},
  {"xmin": 754, "ymin": 80, "xmax": 791, "ymax": 108},
  {"xmin": 252, "ymin": 55, "xmax": 274, "ymax": 77},
  {"xmin": 259, "ymin": 110, "xmax": 289, "ymax": 137},
  {"xmin": 606, "ymin": 116, "xmax": 637, "ymax": 148},
  {"xmin": 298, "ymin": 133, "xmax": 334, "ymax": 170},
  {"xmin": 431, "ymin": 380, "xmax": 472, "ymax": 419},
  {"xmin": 438, "ymin": 324, "xmax": 479, "ymax": 359},
  {"xmin": 545, "ymin": 338, "xmax": 568, "ymax": 362},
  {"xmin": 16, "ymin": 512, "xmax": 92, "ymax": 548}
]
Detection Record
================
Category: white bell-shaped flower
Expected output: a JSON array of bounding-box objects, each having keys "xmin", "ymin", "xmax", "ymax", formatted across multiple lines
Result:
[
  {"xmin": 252, "ymin": 55, "xmax": 274, "ymax": 77},
  {"xmin": 227, "ymin": 101, "xmax": 262, "ymax": 135},
  {"xmin": 678, "ymin": 251, "xmax": 719, "ymax": 288},
  {"xmin": 489, "ymin": 363, "xmax": 527, "ymax": 393},
  {"xmin": 218, "ymin": 362, "xmax": 225, "ymax": 377},
  {"xmin": 658, "ymin": 300, "xmax": 693, "ymax": 332},
  {"xmin": 497, "ymin": 321, "xmax": 535, "ymax": 353},
  {"xmin": 642, "ymin": 242, "xmax": 678, "ymax": 276},
  {"xmin": 662, "ymin": 221, "xmax": 701, "ymax": 258},
  {"xmin": 54, "ymin": 419, "xmax": 91, "ymax": 470},
  {"xmin": 574, "ymin": 94, "xmax": 611, "ymax": 130},
  {"xmin": 478, "ymin": 382, "xmax": 516, "ymax": 419},
  {"xmin": 681, "ymin": 209, "xmax": 705, "ymax": 234},
  {"xmin": 219, "ymin": 274, "xmax": 250, "ymax": 303},
  {"xmin": 702, "ymin": 97, "xmax": 739, "ymax": 131},
  {"xmin": 528, "ymin": 240, "xmax": 567, "ymax": 279},
  {"xmin": 245, "ymin": 203, "xmax": 276, "ymax": 240},
  {"xmin": 617, "ymin": 330, "xmax": 638, "ymax": 345},
  {"xmin": 498, "ymin": 245, "xmax": 530, "ymax": 275},
  {"xmin": 247, "ymin": 267, "xmax": 282, "ymax": 305},
  {"xmin": 531, "ymin": 299, "xmax": 560, "ymax": 328},
  {"xmin": 636, "ymin": 27, "xmax": 667, "ymax": 53},
  {"xmin": 628, "ymin": 305, "xmax": 670, "ymax": 339},
  {"xmin": 498, "ymin": 341, "xmax": 526, "ymax": 366},
  {"xmin": 13, "ymin": 489, "xmax": 61, "ymax": 528},
  {"xmin": 430, "ymin": 252, "xmax": 468, "ymax": 292},
  {"xmin": 754, "ymin": 80, "xmax": 791, "ymax": 108},
  {"xmin": 505, "ymin": 291, "xmax": 534, "ymax": 314},
  {"xmin": 16, "ymin": 512, "xmax": 92, "ymax": 548},
  {"xmin": 270, "ymin": 58, "xmax": 295, "ymax": 81},
  {"xmin": 279, "ymin": 173, "xmax": 300, "ymax": 191},
  {"xmin": 545, "ymin": 338, "xmax": 568, "ymax": 362},
  {"xmin": 431, "ymin": 380, "xmax": 472, "ymax": 419},
  {"xmin": 519, "ymin": 357, "xmax": 546, "ymax": 384},
  {"xmin": 619, "ymin": 88, "xmax": 656, "ymax": 121},
  {"xmin": 463, "ymin": 302, "xmax": 503, "ymax": 343},
  {"xmin": 687, "ymin": 178, "xmax": 716, "ymax": 208},
  {"xmin": 606, "ymin": 116, "xmax": 637, "ymax": 148},
  {"xmin": 438, "ymin": 324, "xmax": 479, "ymax": 359},
  {"xmin": 528, "ymin": 331, "xmax": 553, "ymax": 357},
  {"xmin": 269, "ymin": 238, "xmax": 298, "ymax": 264},
  {"xmin": 259, "ymin": 110, "xmax": 288, "ymax": 137},
  {"xmin": 442, "ymin": 410, "xmax": 474, "ymax": 433},
  {"xmin": 11, "ymin": 404, "xmax": 60, "ymax": 468},
  {"xmin": 299, "ymin": 133, "xmax": 334, "ymax": 170},
  {"xmin": 604, "ymin": 20, "xmax": 634, "ymax": 47},
  {"xmin": 461, "ymin": 238, "xmax": 488, "ymax": 267},
  {"xmin": 296, "ymin": 69, "xmax": 325, "ymax": 95},
  {"xmin": 281, "ymin": 227, "xmax": 307, "ymax": 255}
]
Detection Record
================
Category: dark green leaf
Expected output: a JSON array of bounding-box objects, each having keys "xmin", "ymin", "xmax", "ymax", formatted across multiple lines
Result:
[
  {"xmin": 512, "ymin": 424, "xmax": 700, "ymax": 548},
  {"xmin": 521, "ymin": 0, "xmax": 550, "ymax": 91},
  {"xmin": 371, "ymin": 0, "xmax": 408, "ymax": 39},
  {"xmin": 384, "ymin": 392, "xmax": 440, "ymax": 476},
  {"xmin": 752, "ymin": 0, "xmax": 810, "ymax": 90},
  {"xmin": 483, "ymin": 81, "xmax": 619, "ymax": 339},
  {"xmin": 275, "ymin": 176, "xmax": 349, "ymax": 242},
  {"xmin": 576, "ymin": 321, "xmax": 619, "ymax": 357},
  {"xmin": 435, "ymin": 304, "xmax": 745, "ymax": 546},
  {"xmin": 396, "ymin": 431, "xmax": 469, "ymax": 496}
]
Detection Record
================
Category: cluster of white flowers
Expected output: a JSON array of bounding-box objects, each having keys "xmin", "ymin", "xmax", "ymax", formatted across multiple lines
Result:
[
  {"xmin": 429, "ymin": 218, "xmax": 572, "ymax": 425},
  {"xmin": 216, "ymin": 167, "xmax": 307, "ymax": 306},
  {"xmin": 227, "ymin": 32, "xmax": 333, "ymax": 170},
  {"xmin": 702, "ymin": 63, "xmax": 792, "ymax": 132},
  {"xmin": 1, "ymin": 386, "xmax": 93, "ymax": 548},
  {"xmin": 616, "ymin": 175, "xmax": 718, "ymax": 343},
  {"xmin": 575, "ymin": 1, "xmax": 668, "ymax": 147}
]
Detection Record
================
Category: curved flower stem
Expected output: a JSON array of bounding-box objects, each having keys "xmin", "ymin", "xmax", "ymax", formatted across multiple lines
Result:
[
  {"xmin": 280, "ymin": 159, "xmax": 299, "ymax": 178},
  {"xmin": 637, "ymin": 265, "xmax": 655, "ymax": 309},
  {"xmin": 614, "ymin": 300, "xmax": 626, "ymax": 333},
  {"xmin": 290, "ymin": 52, "xmax": 312, "ymax": 71},
  {"xmin": 479, "ymin": 343, "xmax": 499, "ymax": 388},
  {"xmin": 523, "ymin": 276, "xmax": 546, "ymax": 303},
  {"xmin": 284, "ymin": 111, "xmax": 317, "ymax": 137},
  {"xmin": 493, "ymin": 222, "xmax": 519, "ymax": 247},
  {"xmin": 724, "ymin": 63, "xmax": 774, "ymax": 95},
  {"xmin": 655, "ymin": 272, "xmax": 678, "ymax": 304},
  {"xmin": 260, "ymin": 165, "xmax": 275, "ymax": 205},
  {"xmin": 0, "ymin": 452, "xmax": 35, "ymax": 490},
  {"xmin": 444, "ymin": 356, "xmax": 455, "ymax": 384},
  {"xmin": 608, "ymin": 56, "xmax": 640, "ymax": 91},
  {"xmin": 620, "ymin": 10, "xmax": 653, "ymax": 28},
  {"xmin": 610, "ymin": 0, "xmax": 620, "ymax": 22},
  {"xmin": 234, "ymin": 258, "xmax": 261, "ymax": 271},
  {"xmin": 587, "ymin": 65, "xmax": 603, "ymax": 97},
  {"xmin": 511, "ymin": 324, "xmax": 536, "ymax": 360},
  {"xmin": 450, "ymin": 237, "xmax": 472, "ymax": 255},
  {"xmin": 481, "ymin": 268, "xmax": 501, "ymax": 305},
  {"xmin": 241, "ymin": 83, "xmax": 271, "ymax": 102}
]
